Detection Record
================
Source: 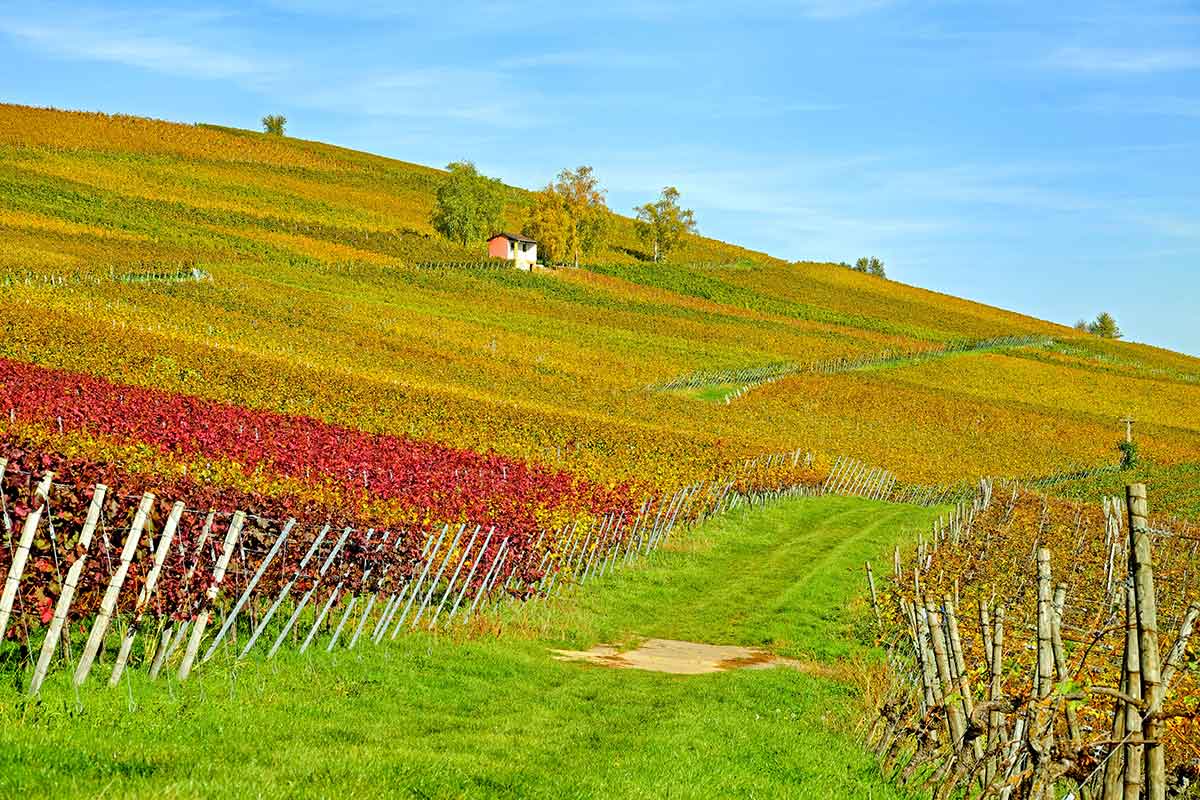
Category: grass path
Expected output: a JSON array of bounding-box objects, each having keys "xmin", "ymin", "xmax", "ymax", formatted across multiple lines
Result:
[
  {"xmin": 0, "ymin": 496, "xmax": 939, "ymax": 799},
  {"xmin": 667, "ymin": 336, "xmax": 1052, "ymax": 404}
]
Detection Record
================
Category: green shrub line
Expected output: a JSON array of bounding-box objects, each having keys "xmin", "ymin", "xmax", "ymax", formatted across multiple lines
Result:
[
  {"xmin": 0, "ymin": 264, "xmax": 210, "ymax": 287},
  {"xmin": 651, "ymin": 334, "xmax": 1054, "ymax": 396}
]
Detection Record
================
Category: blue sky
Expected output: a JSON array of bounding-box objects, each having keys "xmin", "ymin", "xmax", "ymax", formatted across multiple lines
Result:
[{"xmin": 2, "ymin": 1, "xmax": 1197, "ymax": 354}]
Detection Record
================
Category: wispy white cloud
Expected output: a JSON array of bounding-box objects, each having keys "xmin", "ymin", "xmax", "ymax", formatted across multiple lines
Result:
[
  {"xmin": 498, "ymin": 49, "xmax": 662, "ymax": 70},
  {"xmin": 304, "ymin": 67, "xmax": 546, "ymax": 128},
  {"xmin": 1072, "ymin": 93, "xmax": 1200, "ymax": 117},
  {"xmin": 872, "ymin": 163, "xmax": 1102, "ymax": 214},
  {"xmin": 786, "ymin": 0, "xmax": 896, "ymax": 20},
  {"xmin": 1048, "ymin": 45, "xmax": 1200, "ymax": 73},
  {"xmin": 1136, "ymin": 214, "xmax": 1200, "ymax": 239},
  {"xmin": 571, "ymin": 149, "xmax": 962, "ymax": 265},
  {"xmin": 0, "ymin": 7, "xmax": 540, "ymax": 129},
  {"xmin": 0, "ymin": 10, "xmax": 284, "ymax": 82},
  {"xmin": 267, "ymin": 0, "xmax": 897, "ymax": 24},
  {"xmin": 707, "ymin": 96, "xmax": 844, "ymax": 117},
  {"xmin": 624, "ymin": 0, "xmax": 900, "ymax": 21}
]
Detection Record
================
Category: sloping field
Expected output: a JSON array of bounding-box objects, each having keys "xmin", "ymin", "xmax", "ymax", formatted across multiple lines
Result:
[
  {"xmin": 2, "ymin": 102, "xmax": 1200, "ymax": 800},
  {"xmin": 1, "ymin": 103, "xmax": 1199, "ymax": 514}
]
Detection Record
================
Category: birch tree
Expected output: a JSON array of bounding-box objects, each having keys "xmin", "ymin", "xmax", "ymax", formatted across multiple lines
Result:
[
  {"xmin": 523, "ymin": 187, "xmax": 572, "ymax": 264},
  {"xmin": 556, "ymin": 166, "xmax": 609, "ymax": 267},
  {"xmin": 523, "ymin": 166, "xmax": 609, "ymax": 266},
  {"xmin": 634, "ymin": 187, "xmax": 696, "ymax": 262}
]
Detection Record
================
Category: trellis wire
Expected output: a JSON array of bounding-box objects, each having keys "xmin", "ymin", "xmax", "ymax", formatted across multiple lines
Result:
[
  {"xmin": 0, "ymin": 265, "xmax": 210, "ymax": 288},
  {"xmin": 0, "ymin": 448, "xmax": 825, "ymax": 696},
  {"xmin": 648, "ymin": 334, "xmax": 1053, "ymax": 398},
  {"xmin": 866, "ymin": 480, "xmax": 1199, "ymax": 800}
]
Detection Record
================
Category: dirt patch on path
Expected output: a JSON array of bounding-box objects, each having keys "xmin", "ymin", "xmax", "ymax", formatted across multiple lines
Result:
[{"xmin": 551, "ymin": 638, "xmax": 834, "ymax": 676}]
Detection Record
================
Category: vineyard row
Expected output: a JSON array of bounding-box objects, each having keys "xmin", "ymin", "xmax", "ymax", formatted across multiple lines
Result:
[
  {"xmin": 0, "ymin": 452, "xmax": 821, "ymax": 697},
  {"xmin": 650, "ymin": 334, "xmax": 1053, "ymax": 398},
  {"xmin": 0, "ymin": 265, "xmax": 210, "ymax": 287}
]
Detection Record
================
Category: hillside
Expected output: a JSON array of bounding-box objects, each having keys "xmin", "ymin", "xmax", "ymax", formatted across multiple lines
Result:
[{"xmin": 2, "ymin": 103, "xmax": 1199, "ymax": 517}]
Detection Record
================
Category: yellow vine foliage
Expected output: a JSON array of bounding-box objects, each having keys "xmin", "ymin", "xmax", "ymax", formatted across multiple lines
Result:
[{"xmin": 0, "ymin": 103, "xmax": 1198, "ymax": 508}]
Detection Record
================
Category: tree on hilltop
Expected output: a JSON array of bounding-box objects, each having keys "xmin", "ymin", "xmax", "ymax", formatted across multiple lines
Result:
[
  {"xmin": 523, "ymin": 166, "xmax": 609, "ymax": 266},
  {"xmin": 556, "ymin": 166, "xmax": 609, "ymax": 267},
  {"xmin": 261, "ymin": 114, "xmax": 287, "ymax": 136},
  {"xmin": 853, "ymin": 257, "xmax": 886, "ymax": 277},
  {"xmin": 1083, "ymin": 311, "xmax": 1123, "ymax": 339},
  {"xmin": 431, "ymin": 161, "xmax": 505, "ymax": 246},
  {"xmin": 634, "ymin": 187, "xmax": 697, "ymax": 263}
]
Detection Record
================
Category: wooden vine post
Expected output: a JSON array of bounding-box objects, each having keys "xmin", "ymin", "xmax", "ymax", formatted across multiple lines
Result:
[
  {"xmin": 985, "ymin": 604, "xmax": 1005, "ymax": 787},
  {"xmin": 270, "ymin": 526, "xmax": 351, "ymax": 658},
  {"xmin": 304, "ymin": 529, "xmax": 377, "ymax": 653},
  {"xmin": 1126, "ymin": 483, "xmax": 1165, "ymax": 800},
  {"xmin": 29, "ymin": 484, "xmax": 106, "ymax": 695},
  {"xmin": 1032, "ymin": 547, "xmax": 1058, "ymax": 794},
  {"xmin": 411, "ymin": 524, "xmax": 466, "ymax": 628},
  {"xmin": 1123, "ymin": 581, "xmax": 1144, "ymax": 800},
  {"xmin": 1101, "ymin": 585, "xmax": 1128, "ymax": 800},
  {"xmin": 446, "ymin": 527, "xmax": 495, "ymax": 624},
  {"xmin": 392, "ymin": 524, "xmax": 449, "ymax": 634},
  {"xmin": 179, "ymin": 511, "xmax": 245, "ymax": 680},
  {"xmin": 926, "ymin": 602, "xmax": 964, "ymax": 747},
  {"xmin": 466, "ymin": 537, "xmax": 509, "ymax": 621},
  {"xmin": 202, "ymin": 518, "xmax": 295, "ymax": 663},
  {"xmin": 73, "ymin": 492, "xmax": 156, "ymax": 686},
  {"xmin": 1162, "ymin": 601, "xmax": 1199, "ymax": 688},
  {"xmin": 0, "ymin": 472, "xmax": 54, "ymax": 641},
  {"xmin": 0, "ymin": 457, "xmax": 7, "ymax": 538},
  {"xmin": 865, "ymin": 562, "xmax": 882, "ymax": 631},
  {"xmin": 428, "ymin": 525, "xmax": 480, "ymax": 628},
  {"xmin": 868, "ymin": 479, "xmax": 1200, "ymax": 800},
  {"xmin": 149, "ymin": 510, "xmax": 216, "ymax": 679},
  {"xmin": 0, "ymin": 451, "xmax": 831, "ymax": 688},
  {"xmin": 242, "ymin": 524, "xmax": 331, "ymax": 658},
  {"xmin": 942, "ymin": 597, "xmax": 981, "ymax": 760},
  {"xmin": 108, "ymin": 500, "xmax": 186, "ymax": 686}
]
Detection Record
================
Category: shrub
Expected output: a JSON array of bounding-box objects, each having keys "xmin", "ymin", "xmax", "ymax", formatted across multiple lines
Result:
[
  {"xmin": 1086, "ymin": 312, "xmax": 1123, "ymax": 339},
  {"xmin": 853, "ymin": 257, "xmax": 886, "ymax": 278},
  {"xmin": 1118, "ymin": 439, "xmax": 1139, "ymax": 469},
  {"xmin": 261, "ymin": 114, "xmax": 287, "ymax": 136}
]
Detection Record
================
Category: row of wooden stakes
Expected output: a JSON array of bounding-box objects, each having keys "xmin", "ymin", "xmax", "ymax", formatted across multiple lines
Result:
[
  {"xmin": 866, "ymin": 483, "xmax": 1199, "ymax": 800},
  {"xmin": 1, "ymin": 461, "xmax": 826, "ymax": 699}
]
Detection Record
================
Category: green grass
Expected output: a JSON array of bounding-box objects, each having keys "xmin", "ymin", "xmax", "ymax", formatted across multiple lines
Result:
[
  {"xmin": 1047, "ymin": 459, "xmax": 1200, "ymax": 519},
  {"xmin": 667, "ymin": 338, "xmax": 1056, "ymax": 406},
  {"xmin": 0, "ymin": 496, "xmax": 938, "ymax": 799},
  {"xmin": 671, "ymin": 382, "xmax": 743, "ymax": 403}
]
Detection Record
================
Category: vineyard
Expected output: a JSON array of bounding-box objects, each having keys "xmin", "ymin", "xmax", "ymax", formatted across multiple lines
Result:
[
  {"xmin": 1, "ymin": 102, "xmax": 1199, "ymax": 798},
  {"xmin": 867, "ymin": 482, "xmax": 1200, "ymax": 799},
  {"xmin": 4, "ymin": 105, "xmax": 1200, "ymax": 504},
  {"xmin": 0, "ymin": 434, "xmax": 821, "ymax": 689},
  {"xmin": 652, "ymin": 334, "xmax": 1052, "ymax": 403}
]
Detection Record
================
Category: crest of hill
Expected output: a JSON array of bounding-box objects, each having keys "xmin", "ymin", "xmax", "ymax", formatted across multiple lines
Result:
[
  {"xmin": 0, "ymin": 103, "xmax": 1118, "ymax": 340},
  {"xmin": 0, "ymin": 103, "xmax": 777, "ymax": 267},
  {"xmin": 2, "ymin": 103, "xmax": 1199, "ymax": 516}
]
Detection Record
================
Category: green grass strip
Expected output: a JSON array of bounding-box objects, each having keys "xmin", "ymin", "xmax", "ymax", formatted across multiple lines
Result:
[{"xmin": 1, "ymin": 496, "xmax": 938, "ymax": 799}]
